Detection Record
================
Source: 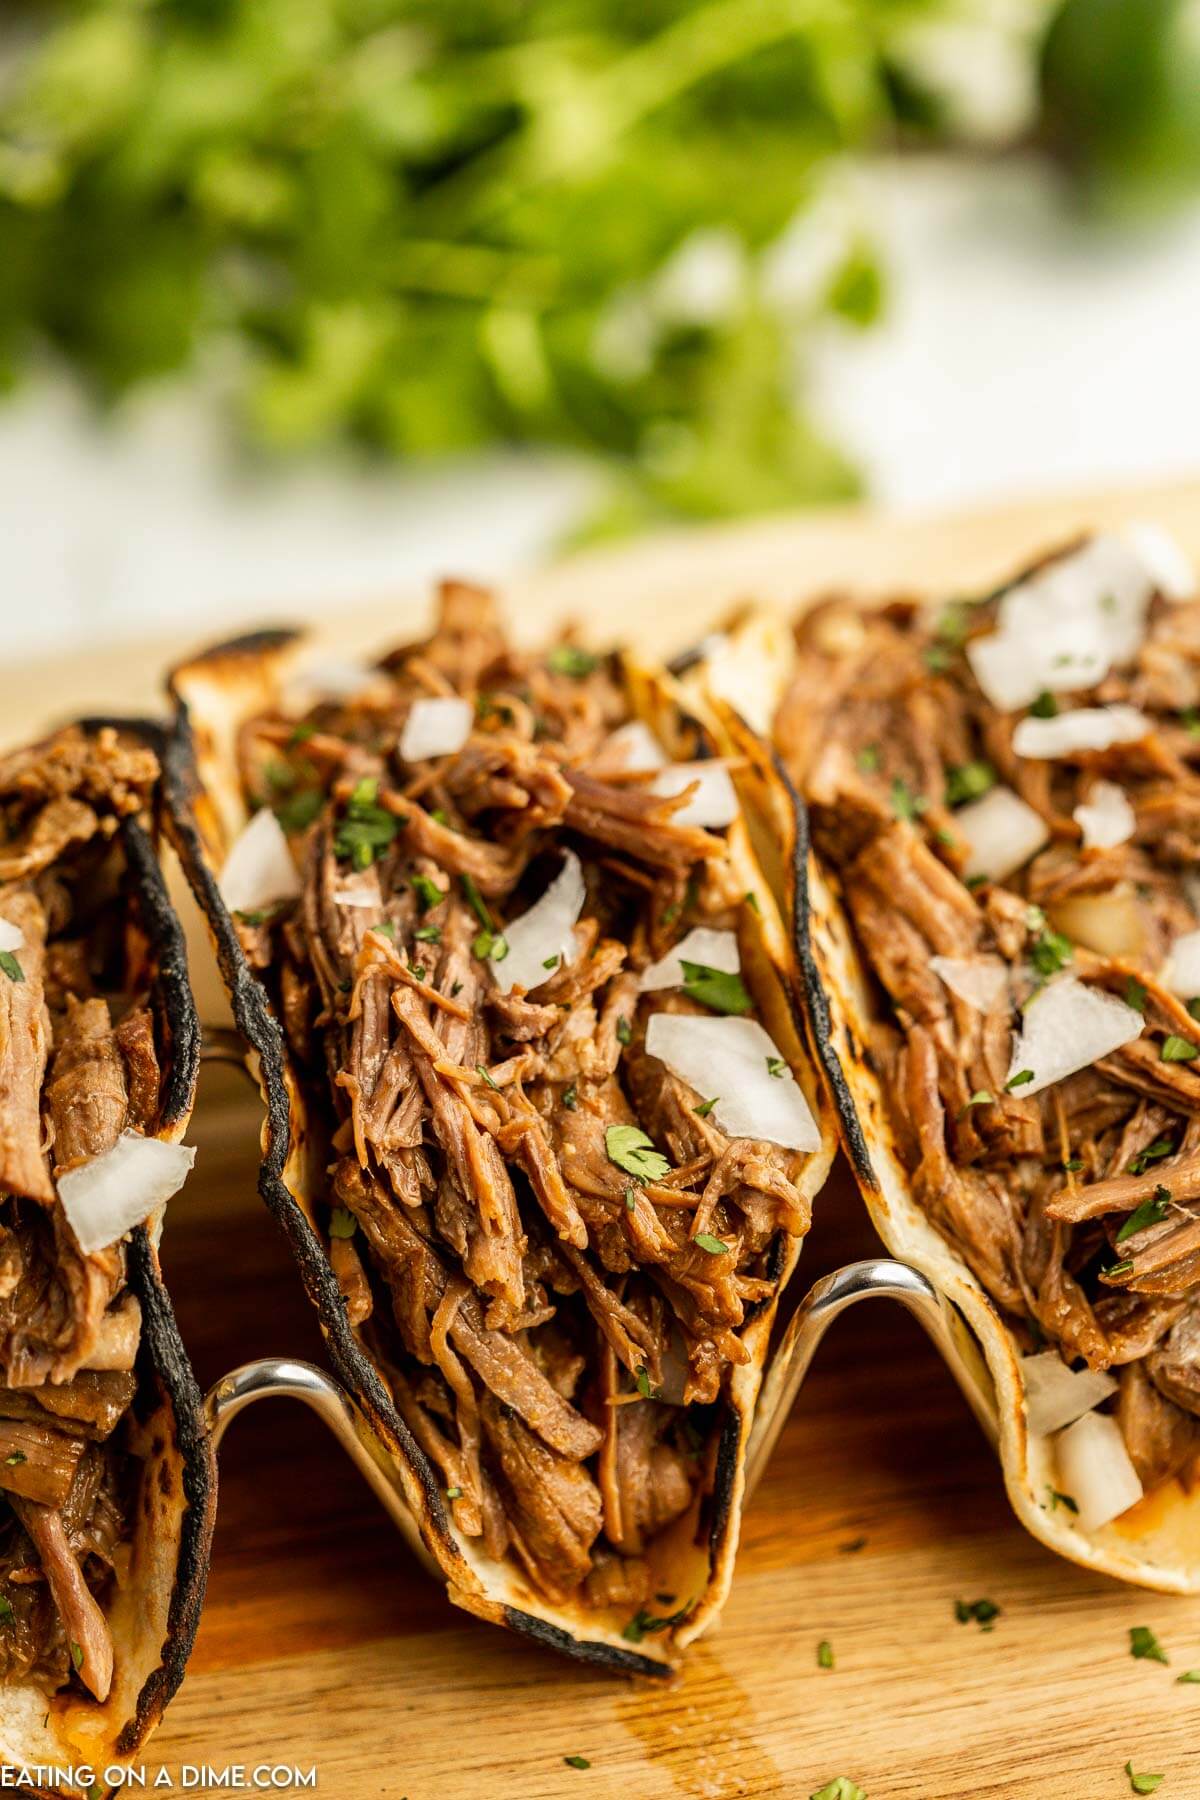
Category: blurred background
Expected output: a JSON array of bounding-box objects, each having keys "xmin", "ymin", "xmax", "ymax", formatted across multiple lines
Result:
[{"xmin": 2, "ymin": 0, "xmax": 1200, "ymax": 660}]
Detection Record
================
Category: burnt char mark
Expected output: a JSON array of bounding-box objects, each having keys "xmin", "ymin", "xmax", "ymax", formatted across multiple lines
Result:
[
  {"xmin": 169, "ymin": 627, "xmax": 303, "ymax": 676},
  {"xmin": 706, "ymin": 1402, "xmax": 742, "ymax": 1563},
  {"xmin": 159, "ymin": 701, "xmax": 462, "ymax": 1575},
  {"xmin": 119, "ymin": 816, "xmax": 200, "ymax": 1135},
  {"xmin": 117, "ymin": 1230, "xmax": 217, "ymax": 1755},
  {"xmin": 775, "ymin": 749, "xmax": 879, "ymax": 1193},
  {"xmin": 502, "ymin": 1606, "xmax": 671, "ymax": 1678}
]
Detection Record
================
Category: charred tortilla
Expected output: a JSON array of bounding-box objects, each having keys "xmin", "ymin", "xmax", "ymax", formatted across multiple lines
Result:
[
  {"xmin": 764, "ymin": 528, "xmax": 1200, "ymax": 1591},
  {"xmin": 0, "ymin": 725, "xmax": 214, "ymax": 1794},
  {"xmin": 164, "ymin": 586, "xmax": 835, "ymax": 1670}
]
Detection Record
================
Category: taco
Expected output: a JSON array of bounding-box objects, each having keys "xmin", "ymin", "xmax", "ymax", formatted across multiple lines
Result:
[
  {"xmin": 0, "ymin": 723, "xmax": 214, "ymax": 1791},
  {"xmin": 770, "ymin": 525, "xmax": 1200, "ymax": 1590},
  {"xmin": 164, "ymin": 583, "xmax": 835, "ymax": 1670}
]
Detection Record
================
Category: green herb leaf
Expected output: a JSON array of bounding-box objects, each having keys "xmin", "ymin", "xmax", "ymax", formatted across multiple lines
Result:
[
  {"xmin": 1162, "ymin": 1035, "xmax": 1199, "ymax": 1063},
  {"xmin": 635, "ymin": 1366, "xmax": 652, "ymax": 1399},
  {"xmin": 411, "ymin": 873, "xmax": 446, "ymax": 913},
  {"xmin": 1128, "ymin": 1136, "xmax": 1175, "ymax": 1176},
  {"xmin": 1046, "ymin": 1487, "xmax": 1078, "ymax": 1513},
  {"xmin": 680, "ymin": 961, "xmax": 752, "ymax": 1016},
  {"xmin": 0, "ymin": 1596, "xmax": 13, "ymax": 1625},
  {"xmin": 542, "ymin": 954, "xmax": 560, "ymax": 970},
  {"xmin": 1175, "ymin": 1670, "xmax": 1200, "ymax": 1683},
  {"xmin": 564, "ymin": 1755, "xmax": 592, "ymax": 1771},
  {"xmin": 1005, "ymin": 1069, "xmax": 1035, "ymax": 1090},
  {"xmin": 3, "ymin": 1452, "xmax": 26, "ymax": 1468},
  {"xmin": 1130, "ymin": 1626, "xmax": 1170, "ymax": 1664},
  {"xmin": 275, "ymin": 788, "xmax": 324, "ymax": 833},
  {"xmin": 70, "ymin": 1641, "xmax": 83, "ymax": 1671},
  {"xmin": 945, "ymin": 761, "xmax": 996, "ymax": 807},
  {"xmin": 959, "ymin": 1089, "xmax": 994, "ymax": 1115},
  {"xmin": 955, "ymin": 1598, "xmax": 1001, "ymax": 1630},
  {"xmin": 810, "ymin": 1781, "xmax": 867, "ymax": 1800},
  {"xmin": 445, "ymin": 1487, "xmax": 463, "ymax": 1502},
  {"xmin": 625, "ymin": 1188, "xmax": 636, "ymax": 1212},
  {"xmin": 460, "ymin": 873, "xmax": 492, "ymax": 930},
  {"xmin": 1104, "ymin": 1258, "xmax": 1136, "ymax": 1279},
  {"xmin": 328, "ymin": 1208, "xmax": 357, "ymax": 1239},
  {"xmin": 548, "ymin": 645, "xmax": 599, "ymax": 679},
  {"xmin": 766, "ymin": 1056, "xmax": 786, "ymax": 1078},
  {"xmin": 1125, "ymin": 1764, "xmax": 1165, "ymax": 1795},
  {"xmin": 0, "ymin": 952, "xmax": 24, "ymax": 985},
  {"xmin": 1029, "ymin": 691, "xmax": 1059, "ymax": 719},
  {"xmin": 890, "ymin": 777, "xmax": 927, "ymax": 823},
  {"xmin": 1029, "ymin": 927, "xmax": 1073, "ymax": 978},
  {"xmin": 476, "ymin": 1063, "xmax": 499, "ymax": 1091},
  {"xmin": 693, "ymin": 1097, "xmax": 717, "ymax": 1117},
  {"xmin": 1188, "ymin": 997, "xmax": 1200, "ymax": 1023},
  {"xmin": 562, "ymin": 1083, "xmax": 578, "ymax": 1111},
  {"xmin": 288, "ymin": 723, "xmax": 316, "ymax": 745},
  {"xmin": 1063, "ymin": 1157, "xmax": 1084, "ymax": 1172},
  {"xmin": 1125, "ymin": 976, "xmax": 1148, "ymax": 1013},
  {"xmin": 817, "ymin": 1639, "xmax": 834, "ymax": 1669},
  {"xmin": 333, "ymin": 777, "xmax": 398, "ymax": 869},
  {"xmin": 616, "ymin": 1015, "xmax": 632, "ymax": 1046},
  {"xmin": 693, "ymin": 1234, "xmax": 729, "ymax": 1255},
  {"xmin": 414, "ymin": 924, "xmax": 441, "ymax": 943},
  {"xmin": 1117, "ymin": 1190, "xmax": 1172, "ymax": 1242},
  {"xmin": 857, "ymin": 745, "xmax": 880, "ymax": 774},
  {"xmin": 605, "ymin": 1125, "xmax": 670, "ymax": 1183}
]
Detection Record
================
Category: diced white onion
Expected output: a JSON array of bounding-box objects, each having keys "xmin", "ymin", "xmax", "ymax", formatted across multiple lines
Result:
[
  {"xmin": 220, "ymin": 808, "xmax": 302, "ymax": 914},
  {"xmin": 0, "ymin": 917, "xmax": 24, "ymax": 953},
  {"xmin": 1165, "ymin": 928, "xmax": 1200, "ymax": 998},
  {"xmin": 1124, "ymin": 521, "xmax": 1197, "ymax": 602},
  {"xmin": 930, "ymin": 955, "xmax": 1009, "ymax": 1015},
  {"xmin": 1005, "ymin": 975, "xmax": 1143, "ymax": 1096},
  {"xmin": 955, "ymin": 786, "xmax": 1049, "ymax": 883},
  {"xmin": 1054, "ymin": 1409, "xmax": 1143, "ymax": 1531},
  {"xmin": 496, "ymin": 852, "xmax": 586, "ymax": 995},
  {"xmin": 645, "ymin": 1013, "xmax": 821, "ymax": 1152},
  {"xmin": 967, "ymin": 535, "xmax": 1155, "ymax": 711},
  {"xmin": 399, "ymin": 696, "xmax": 473, "ymax": 763},
  {"xmin": 600, "ymin": 721, "xmax": 667, "ymax": 774},
  {"xmin": 1022, "ymin": 1351, "xmax": 1117, "ymax": 1437},
  {"xmin": 651, "ymin": 762, "xmax": 739, "ymax": 829},
  {"xmin": 640, "ymin": 927, "xmax": 740, "ymax": 994},
  {"xmin": 58, "ymin": 1131, "xmax": 196, "ymax": 1255},
  {"xmin": 1012, "ymin": 705, "xmax": 1150, "ymax": 760},
  {"xmin": 1073, "ymin": 780, "xmax": 1136, "ymax": 851},
  {"xmin": 331, "ymin": 870, "xmax": 382, "ymax": 910}
]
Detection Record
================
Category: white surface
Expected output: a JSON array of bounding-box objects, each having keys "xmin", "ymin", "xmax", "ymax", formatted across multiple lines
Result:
[{"xmin": 3, "ymin": 157, "xmax": 1200, "ymax": 657}]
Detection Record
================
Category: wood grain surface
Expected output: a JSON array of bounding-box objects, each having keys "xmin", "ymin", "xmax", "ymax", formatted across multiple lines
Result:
[{"xmin": 11, "ymin": 482, "xmax": 1200, "ymax": 1799}]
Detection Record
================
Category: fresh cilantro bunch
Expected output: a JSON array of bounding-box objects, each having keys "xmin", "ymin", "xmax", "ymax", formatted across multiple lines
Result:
[{"xmin": 0, "ymin": 0, "xmax": 930, "ymax": 530}]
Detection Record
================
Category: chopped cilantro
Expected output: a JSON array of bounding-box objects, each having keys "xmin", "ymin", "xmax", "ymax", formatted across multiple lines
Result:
[
  {"xmin": 693, "ymin": 1234, "xmax": 729, "ymax": 1255},
  {"xmin": 635, "ymin": 1366, "xmax": 652, "ymax": 1399},
  {"xmin": 70, "ymin": 1642, "xmax": 83, "ymax": 1671},
  {"xmin": 955, "ymin": 1598, "xmax": 1000, "ymax": 1630},
  {"xmin": 1117, "ymin": 1190, "xmax": 1172, "ymax": 1242},
  {"xmin": 460, "ymin": 872, "xmax": 492, "ymax": 929},
  {"xmin": 693, "ymin": 1097, "xmax": 717, "ymax": 1117},
  {"xmin": 411, "ymin": 873, "xmax": 446, "ymax": 913},
  {"xmin": 1162, "ymin": 1035, "xmax": 1199, "ymax": 1062},
  {"xmin": 1176, "ymin": 1670, "xmax": 1200, "ymax": 1683},
  {"xmin": 445, "ymin": 1486, "xmax": 462, "ymax": 1501},
  {"xmin": 275, "ymin": 787, "xmax": 323, "ymax": 833},
  {"xmin": 1125, "ymin": 976, "xmax": 1148, "ymax": 1013},
  {"xmin": 625, "ymin": 1188, "xmax": 636, "ymax": 1212},
  {"xmin": 0, "ymin": 952, "xmax": 25, "ymax": 984},
  {"xmin": 1046, "ymin": 1487, "xmax": 1078, "ymax": 1513},
  {"xmin": 1130, "ymin": 1626, "xmax": 1169, "ymax": 1665},
  {"xmin": 328, "ymin": 1208, "xmax": 357, "ymax": 1239},
  {"xmin": 333, "ymin": 777, "xmax": 398, "ymax": 870},
  {"xmin": 548, "ymin": 645, "xmax": 599, "ymax": 678},
  {"xmin": 605, "ymin": 1125, "xmax": 669, "ymax": 1183},
  {"xmin": 856, "ymin": 745, "xmax": 880, "ymax": 774},
  {"xmin": 1128, "ymin": 1136, "xmax": 1174, "ymax": 1176},
  {"xmin": 1125, "ymin": 1765, "xmax": 1165, "ymax": 1795},
  {"xmin": 891, "ymin": 777, "xmax": 927, "ymax": 823},
  {"xmin": 616, "ymin": 1014, "xmax": 632, "ymax": 1045},
  {"xmin": 766, "ymin": 1056, "xmax": 786, "ymax": 1078},
  {"xmin": 476, "ymin": 1064, "xmax": 500, "ymax": 1091},
  {"xmin": 810, "ymin": 1781, "xmax": 866, "ymax": 1800},
  {"xmin": 924, "ymin": 643, "xmax": 952, "ymax": 673},
  {"xmin": 1029, "ymin": 690, "xmax": 1058, "ymax": 719},
  {"xmin": 1104, "ymin": 1259, "xmax": 1136, "ymax": 1280},
  {"xmin": 680, "ymin": 961, "xmax": 752, "ymax": 1016},
  {"xmin": 959, "ymin": 1090, "xmax": 994, "ymax": 1116},
  {"xmin": 944, "ymin": 761, "xmax": 996, "ymax": 807},
  {"xmin": 414, "ymin": 924, "xmax": 441, "ymax": 943},
  {"xmin": 542, "ymin": 954, "xmax": 560, "ymax": 970},
  {"xmin": 1063, "ymin": 1157, "xmax": 1084, "ymax": 1172},
  {"xmin": 1029, "ymin": 927, "xmax": 1073, "ymax": 978},
  {"xmin": 2, "ymin": 1452, "xmax": 25, "ymax": 1468},
  {"xmin": 1189, "ymin": 998, "xmax": 1200, "ymax": 1024},
  {"xmin": 817, "ymin": 1639, "xmax": 834, "ymax": 1669},
  {"xmin": 288, "ymin": 723, "xmax": 316, "ymax": 745},
  {"xmin": 562, "ymin": 1083, "xmax": 578, "ymax": 1111},
  {"xmin": 0, "ymin": 1596, "xmax": 13, "ymax": 1625},
  {"xmin": 1005, "ymin": 1069, "xmax": 1034, "ymax": 1090},
  {"xmin": 564, "ymin": 1756, "xmax": 592, "ymax": 1771}
]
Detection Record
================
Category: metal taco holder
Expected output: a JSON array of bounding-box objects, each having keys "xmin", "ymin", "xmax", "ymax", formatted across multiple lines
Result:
[{"xmin": 199, "ymin": 1026, "xmax": 999, "ymax": 1564}]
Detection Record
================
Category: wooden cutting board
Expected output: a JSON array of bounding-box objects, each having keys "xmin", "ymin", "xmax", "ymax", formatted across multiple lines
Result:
[{"xmin": 14, "ymin": 479, "xmax": 1200, "ymax": 1800}]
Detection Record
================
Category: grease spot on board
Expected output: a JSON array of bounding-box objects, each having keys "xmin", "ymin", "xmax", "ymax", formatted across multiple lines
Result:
[{"xmin": 615, "ymin": 1644, "xmax": 783, "ymax": 1798}]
